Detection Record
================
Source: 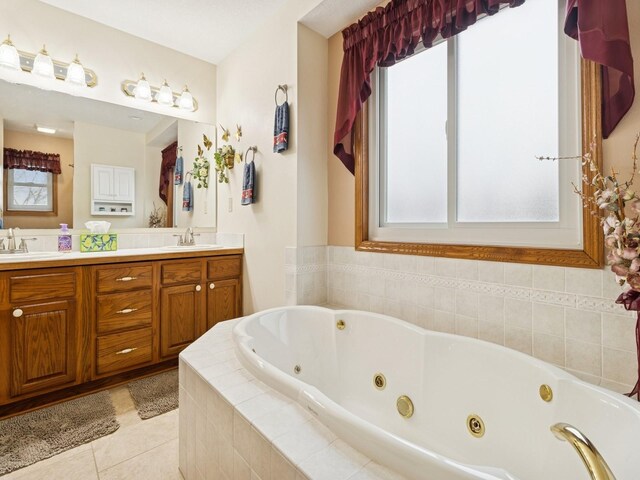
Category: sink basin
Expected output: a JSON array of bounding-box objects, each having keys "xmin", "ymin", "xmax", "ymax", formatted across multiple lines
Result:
[
  {"xmin": 0, "ymin": 252, "xmax": 65, "ymax": 262},
  {"xmin": 161, "ymin": 244, "xmax": 224, "ymax": 252}
]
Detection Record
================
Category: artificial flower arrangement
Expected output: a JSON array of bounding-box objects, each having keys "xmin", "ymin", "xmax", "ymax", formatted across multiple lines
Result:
[
  {"xmin": 214, "ymin": 144, "xmax": 235, "ymax": 184},
  {"xmin": 193, "ymin": 134, "xmax": 212, "ymax": 189},
  {"xmin": 569, "ymin": 134, "xmax": 640, "ymax": 399}
]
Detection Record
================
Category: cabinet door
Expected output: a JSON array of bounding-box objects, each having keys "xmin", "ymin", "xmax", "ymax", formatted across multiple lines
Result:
[
  {"xmin": 206, "ymin": 278, "xmax": 241, "ymax": 330},
  {"xmin": 113, "ymin": 167, "xmax": 135, "ymax": 202},
  {"xmin": 160, "ymin": 284, "xmax": 204, "ymax": 358},
  {"xmin": 92, "ymin": 165, "xmax": 114, "ymax": 201},
  {"xmin": 10, "ymin": 300, "xmax": 77, "ymax": 397}
]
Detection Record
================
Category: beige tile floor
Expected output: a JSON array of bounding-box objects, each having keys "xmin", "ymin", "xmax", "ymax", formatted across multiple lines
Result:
[{"xmin": 1, "ymin": 386, "xmax": 183, "ymax": 480}]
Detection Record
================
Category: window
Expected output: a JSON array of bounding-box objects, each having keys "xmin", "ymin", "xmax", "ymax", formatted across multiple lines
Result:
[
  {"xmin": 5, "ymin": 169, "xmax": 56, "ymax": 213},
  {"xmin": 369, "ymin": 0, "xmax": 585, "ymax": 250}
]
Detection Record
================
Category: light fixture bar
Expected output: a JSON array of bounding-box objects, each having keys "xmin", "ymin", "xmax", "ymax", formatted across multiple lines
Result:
[
  {"xmin": 17, "ymin": 50, "xmax": 97, "ymax": 87},
  {"xmin": 121, "ymin": 79, "xmax": 198, "ymax": 112}
]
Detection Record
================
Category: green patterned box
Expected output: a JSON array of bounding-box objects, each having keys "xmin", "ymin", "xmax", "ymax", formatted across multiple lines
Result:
[{"xmin": 80, "ymin": 234, "xmax": 118, "ymax": 252}]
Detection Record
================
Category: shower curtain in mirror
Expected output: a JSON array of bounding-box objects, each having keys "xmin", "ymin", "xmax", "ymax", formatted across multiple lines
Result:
[{"xmin": 159, "ymin": 141, "xmax": 178, "ymax": 204}]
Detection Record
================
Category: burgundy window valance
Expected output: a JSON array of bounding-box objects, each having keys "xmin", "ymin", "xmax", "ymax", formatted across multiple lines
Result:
[
  {"xmin": 159, "ymin": 141, "xmax": 178, "ymax": 204},
  {"xmin": 3, "ymin": 147, "xmax": 62, "ymax": 174},
  {"xmin": 565, "ymin": 0, "xmax": 634, "ymax": 138},
  {"xmin": 333, "ymin": 0, "xmax": 635, "ymax": 174}
]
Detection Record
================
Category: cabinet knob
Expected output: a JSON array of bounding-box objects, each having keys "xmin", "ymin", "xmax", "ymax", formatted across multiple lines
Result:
[
  {"xmin": 195, "ymin": 285, "xmax": 202, "ymax": 292},
  {"xmin": 12, "ymin": 308, "xmax": 23, "ymax": 318},
  {"xmin": 209, "ymin": 283, "xmax": 215, "ymax": 290}
]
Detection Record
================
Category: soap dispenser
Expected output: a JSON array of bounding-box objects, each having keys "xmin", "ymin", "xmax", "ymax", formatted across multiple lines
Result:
[{"xmin": 58, "ymin": 223, "xmax": 72, "ymax": 252}]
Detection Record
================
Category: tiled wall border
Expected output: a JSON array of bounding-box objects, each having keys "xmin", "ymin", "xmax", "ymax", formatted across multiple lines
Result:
[{"xmin": 286, "ymin": 245, "xmax": 639, "ymax": 396}]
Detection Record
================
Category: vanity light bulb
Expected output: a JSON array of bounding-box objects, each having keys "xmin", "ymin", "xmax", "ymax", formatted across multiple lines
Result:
[
  {"xmin": 65, "ymin": 54, "xmax": 87, "ymax": 87},
  {"xmin": 178, "ymin": 86, "xmax": 194, "ymax": 111},
  {"xmin": 157, "ymin": 80, "xmax": 174, "ymax": 106},
  {"xmin": 0, "ymin": 35, "xmax": 21, "ymax": 71},
  {"xmin": 32, "ymin": 45, "xmax": 55, "ymax": 79},
  {"xmin": 134, "ymin": 73, "xmax": 152, "ymax": 102}
]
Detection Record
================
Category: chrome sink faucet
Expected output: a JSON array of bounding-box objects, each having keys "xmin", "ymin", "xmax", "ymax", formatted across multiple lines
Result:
[
  {"xmin": 0, "ymin": 228, "xmax": 37, "ymax": 254},
  {"xmin": 173, "ymin": 227, "xmax": 200, "ymax": 246}
]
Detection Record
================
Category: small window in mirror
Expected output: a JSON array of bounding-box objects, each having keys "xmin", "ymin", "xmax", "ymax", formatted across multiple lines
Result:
[{"xmin": 5, "ymin": 168, "xmax": 56, "ymax": 214}]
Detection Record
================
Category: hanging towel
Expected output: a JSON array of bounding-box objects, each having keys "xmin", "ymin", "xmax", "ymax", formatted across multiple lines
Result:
[
  {"xmin": 241, "ymin": 161, "xmax": 256, "ymax": 205},
  {"xmin": 273, "ymin": 101, "xmax": 289, "ymax": 153},
  {"xmin": 182, "ymin": 180, "xmax": 193, "ymax": 212},
  {"xmin": 174, "ymin": 155, "xmax": 184, "ymax": 185}
]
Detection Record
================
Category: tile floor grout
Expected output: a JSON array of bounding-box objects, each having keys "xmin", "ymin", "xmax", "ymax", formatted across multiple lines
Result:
[{"xmin": 2, "ymin": 386, "xmax": 182, "ymax": 480}]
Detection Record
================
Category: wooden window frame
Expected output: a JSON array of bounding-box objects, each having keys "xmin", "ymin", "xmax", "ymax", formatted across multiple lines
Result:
[
  {"xmin": 355, "ymin": 59, "xmax": 604, "ymax": 269},
  {"xmin": 3, "ymin": 169, "xmax": 59, "ymax": 217}
]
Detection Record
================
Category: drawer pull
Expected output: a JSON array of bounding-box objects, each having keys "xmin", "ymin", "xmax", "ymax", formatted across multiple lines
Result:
[
  {"xmin": 12, "ymin": 308, "xmax": 23, "ymax": 318},
  {"xmin": 115, "ymin": 347, "xmax": 138, "ymax": 355},
  {"xmin": 115, "ymin": 276, "xmax": 138, "ymax": 282},
  {"xmin": 209, "ymin": 283, "xmax": 215, "ymax": 290},
  {"xmin": 116, "ymin": 308, "xmax": 139, "ymax": 315},
  {"xmin": 195, "ymin": 285, "xmax": 202, "ymax": 292}
]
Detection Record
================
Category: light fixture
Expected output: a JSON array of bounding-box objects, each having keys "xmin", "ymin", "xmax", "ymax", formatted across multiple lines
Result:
[
  {"xmin": 121, "ymin": 78, "xmax": 198, "ymax": 112},
  {"xmin": 65, "ymin": 54, "xmax": 87, "ymax": 87},
  {"xmin": 36, "ymin": 125, "xmax": 56, "ymax": 134},
  {"xmin": 178, "ymin": 85, "xmax": 194, "ymax": 111},
  {"xmin": 0, "ymin": 35, "xmax": 20, "ymax": 70},
  {"xmin": 134, "ymin": 73, "xmax": 152, "ymax": 102},
  {"xmin": 156, "ymin": 79, "xmax": 173, "ymax": 106},
  {"xmin": 32, "ymin": 45, "xmax": 55, "ymax": 79}
]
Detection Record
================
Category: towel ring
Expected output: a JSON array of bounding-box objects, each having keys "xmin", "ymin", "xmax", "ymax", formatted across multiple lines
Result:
[
  {"xmin": 245, "ymin": 146, "xmax": 257, "ymax": 163},
  {"xmin": 275, "ymin": 85, "xmax": 288, "ymax": 106}
]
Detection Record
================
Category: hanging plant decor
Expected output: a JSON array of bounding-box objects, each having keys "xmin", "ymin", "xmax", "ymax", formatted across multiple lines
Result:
[{"xmin": 214, "ymin": 144, "xmax": 237, "ymax": 184}]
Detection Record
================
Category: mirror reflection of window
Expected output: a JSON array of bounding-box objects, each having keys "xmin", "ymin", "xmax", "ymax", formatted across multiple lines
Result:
[{"xmin": 7, "ymin": 169, "xmax": 54, "ymax": 212}]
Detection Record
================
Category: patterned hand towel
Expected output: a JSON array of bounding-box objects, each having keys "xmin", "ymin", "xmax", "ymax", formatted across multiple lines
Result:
[
  {"xmin": 241, "ymin": 161, "xmax": 256, "ymax": 205},
  {"xmin": 174, "ymin": 155, "xmax": 183, "ymax": 185},
  {"xmin": 182, "ymin": 180, "xmax": 193, "ymax": 212},
  {"xmin": 273, "ymin": 101, "xmax": 289, "ymax": 153}
]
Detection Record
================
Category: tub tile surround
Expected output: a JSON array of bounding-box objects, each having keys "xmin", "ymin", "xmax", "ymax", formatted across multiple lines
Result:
[
  {"xmin": 6, "ymin": 230, "xmax": 244, "ymax": 253},
  {"xmin": 179, "ymin": 321, "xmax": 407, "ymax": 480},
  {"xmin": 286, "ymin": 245, "xmax": 638, "ymax": 394}
]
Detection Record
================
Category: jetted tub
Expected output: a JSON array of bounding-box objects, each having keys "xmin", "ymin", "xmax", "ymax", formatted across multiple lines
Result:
[{"xmin": 233, "ymin": 306, "xmax": 640, "ymax": 480}]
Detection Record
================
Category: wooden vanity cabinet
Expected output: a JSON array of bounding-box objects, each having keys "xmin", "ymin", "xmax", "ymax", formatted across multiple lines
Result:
[
  {"xmin": 206, "ymin": 256, "xmax": 242, "ymax": 330},
  {"xmin": 91, "ymin": 263, "xmax": 155, "ymax": 378},
  {"xmin": 0, "ymin": 268, "xmax": 83, "ymax": 402},
  {"xmin": 0, "ymin": 251, "xmax": 243, "ymax": 415},
  {"xmin": 159, "ymin": 260, "xmax": 206, "ymax": 358}
]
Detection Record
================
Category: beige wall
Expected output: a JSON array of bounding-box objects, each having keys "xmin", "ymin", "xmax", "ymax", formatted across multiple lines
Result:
[
  {"xmin": 216, "ymin": 0, "xmax": 299, "ymax": 314},
  {"xmin": 327, "ymin": 1, "xmax": 640, "ymax": 247},
  {"xmin": 73, "ymin": 122, "xmax": 145, "ymax": 229},
  {"xmin": 0, "ymin": 0, "xmax": 216, "ymax": 125},
  {"xmin": 297, "ymin": 24, "xmax": 329, "ymax": 247},
  {"xmin": 3, "ymin": 130, "xmax": 73, "ymax": 229}
]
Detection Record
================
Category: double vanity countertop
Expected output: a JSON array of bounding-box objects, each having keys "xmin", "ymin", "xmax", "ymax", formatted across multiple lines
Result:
[{"xmin": 0, "ymin": 245, "xmax": 244, "ymax": 271}]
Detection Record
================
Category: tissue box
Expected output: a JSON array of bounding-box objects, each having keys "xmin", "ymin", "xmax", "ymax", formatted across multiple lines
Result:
[{"xmin": 80, "ymin": 234, "xmax": 118, "ymax": 252}]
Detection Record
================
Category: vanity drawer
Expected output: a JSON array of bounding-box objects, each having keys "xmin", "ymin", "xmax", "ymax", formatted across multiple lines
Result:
[
  {"xmin": 161, "ymin": 261, "xmax": 202, "ymax": 286},
  {"xmin": 96, "ymin": 264, "xmax": 153, "ymax": 293},
  {"xmin": 95, "ymin": 328, "xmax": 153, "ymax": 376},
  {"xmin": 208, "ymin": 256, "xmax": 242, "ymax": 280},
  {"xmin": 9, "ymin": 271, "xmax": 76, "ymax": 303},
  {"xmin": 96, "ymin": 290, "xmax": 153, "ymax": 335}
]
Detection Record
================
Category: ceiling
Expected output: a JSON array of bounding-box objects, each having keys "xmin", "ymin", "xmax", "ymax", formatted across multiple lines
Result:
[
  {"xmin": 38, "ymin": 0, "xmax": 289, "ymax": 64},
  {"xmin": 0, "ymin": 80, "xmax": 169, "ymax": 139},
  {"xmin": 299, "ymin": 0, "xmax": 381, "ymax": 38}
]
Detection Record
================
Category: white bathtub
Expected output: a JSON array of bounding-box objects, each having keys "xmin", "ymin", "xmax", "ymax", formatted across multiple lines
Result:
[{"xmin": 232, "ymin": 306, "xmax": 640, "ymax": 480}]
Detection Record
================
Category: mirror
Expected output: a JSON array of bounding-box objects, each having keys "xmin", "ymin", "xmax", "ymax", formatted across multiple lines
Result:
[{"xmin": 0, "ymin": 79, "xmax": 215, "ymax": 230}]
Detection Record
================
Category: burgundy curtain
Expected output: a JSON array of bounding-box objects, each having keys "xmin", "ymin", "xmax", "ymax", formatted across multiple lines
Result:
[
  {"xmin": 334, "ymin": 0, "xmax": 635, "ymax": 174},
  {"xmin": 565, "ymin": 0, "xmax": 634, "ymax": 138},
  {"xmin": 3, "ymin": 147, "xmax": 62, "ymax": 174},
  {"xmin": 159, "ymin": 141, "xmax": 178, "ymax": 204}
]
